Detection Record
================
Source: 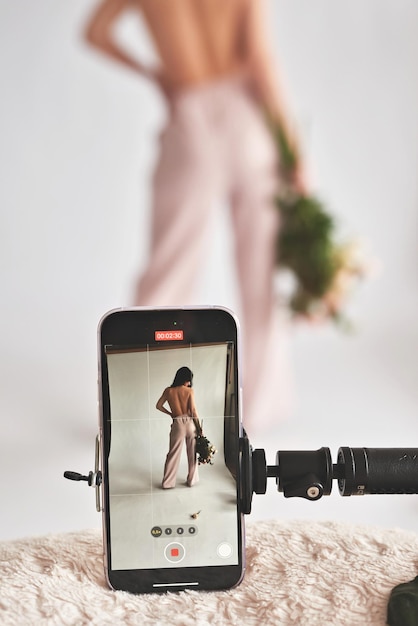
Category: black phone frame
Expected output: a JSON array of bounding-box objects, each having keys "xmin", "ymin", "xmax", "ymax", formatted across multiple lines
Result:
[{"xmin": 98, "ymin": 307, "xmax": 245, "ymax": 594}]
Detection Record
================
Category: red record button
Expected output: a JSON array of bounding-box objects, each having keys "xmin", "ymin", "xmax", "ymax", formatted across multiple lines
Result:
[{"xmin": 155, "ymin": 330, "xmax": 184, "ymax": 341}]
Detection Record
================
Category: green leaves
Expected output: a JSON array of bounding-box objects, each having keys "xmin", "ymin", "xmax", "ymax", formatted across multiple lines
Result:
[
  {"xmin": 277, "ymin": 193, "xmax": 338, "ymax": 313},
  {"xmin": 271, "ymin": 118, "xmax": 356, "ymax": 321}
]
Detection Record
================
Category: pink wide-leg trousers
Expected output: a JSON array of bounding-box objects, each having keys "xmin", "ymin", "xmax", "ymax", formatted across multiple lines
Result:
[
  {"xmin": 135, "ymin": 78, "xmax": 284, "ymax": 430},
  {"xmin": 162, "ymin": 416, "xmax": 198, "ymax": 488}
]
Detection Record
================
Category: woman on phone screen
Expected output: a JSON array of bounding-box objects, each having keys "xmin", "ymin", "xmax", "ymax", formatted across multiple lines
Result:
[{"xmin": 156, "ymin": 367, "xmax": 199, "ymax": 488}]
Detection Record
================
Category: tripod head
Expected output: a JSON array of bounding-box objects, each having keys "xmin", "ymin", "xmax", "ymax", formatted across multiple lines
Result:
[{"xmin": 240, "ymin": 435, "xmax": 418, "ymax": 514}]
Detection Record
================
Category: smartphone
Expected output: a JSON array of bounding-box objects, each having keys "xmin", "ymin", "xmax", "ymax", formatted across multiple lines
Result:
[{"xmin": 98, "ymin": 306, "xmax": 245, "ymax": 593}]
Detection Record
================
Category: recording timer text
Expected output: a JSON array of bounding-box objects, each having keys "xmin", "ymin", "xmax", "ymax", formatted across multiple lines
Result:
[{"xmin": 155, "ymin": 330, "xmax": 184, "ymax": 341}]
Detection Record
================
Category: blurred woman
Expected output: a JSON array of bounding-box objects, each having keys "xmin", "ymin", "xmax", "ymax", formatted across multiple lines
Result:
[{"xmin": 85, "ymin": 0, "xmax": 307, "ymax": 432}]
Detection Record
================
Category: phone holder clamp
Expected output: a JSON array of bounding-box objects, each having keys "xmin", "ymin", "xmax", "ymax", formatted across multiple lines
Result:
[{"xmin": 64, "ymin": 434, "xmax": 418, "ymax": 517}]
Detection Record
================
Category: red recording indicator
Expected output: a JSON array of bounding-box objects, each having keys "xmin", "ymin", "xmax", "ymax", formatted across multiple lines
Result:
[{"xmin": 155, "ymin": 330, "xmax": 184, "ymax": 341}]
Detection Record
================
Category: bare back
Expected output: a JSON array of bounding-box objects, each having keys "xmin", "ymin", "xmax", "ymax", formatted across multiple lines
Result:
[
  {"xmin": 158, "ymin": 385, "xmax": 198, "ymax": 418},
  {"xmin": 137, "ymin": 0, "xmax": 251, "ymax": 88},
  {"xmin": 85, "ymin": 0, "xmax": 302, "ymax": 174}
]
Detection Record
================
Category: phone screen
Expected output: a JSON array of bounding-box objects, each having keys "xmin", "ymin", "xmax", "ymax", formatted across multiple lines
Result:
[{"xmin": 98, "ymin": 307, "xmax": 244, "ymax": 593}]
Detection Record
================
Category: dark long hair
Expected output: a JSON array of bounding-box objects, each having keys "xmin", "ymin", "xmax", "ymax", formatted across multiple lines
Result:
[{"xmin": 171, "ymin": 366, "xmax": 193, "ymax": 387}]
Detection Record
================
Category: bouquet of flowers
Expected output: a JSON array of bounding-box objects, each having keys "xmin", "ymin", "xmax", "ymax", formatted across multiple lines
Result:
[
  {"xmin": 272, "ymin": 122, "xmax": 369, "ymax": 326},
  {"xmin": 194, "ymin": 420, "xmax": 217, "ymax": 465}
]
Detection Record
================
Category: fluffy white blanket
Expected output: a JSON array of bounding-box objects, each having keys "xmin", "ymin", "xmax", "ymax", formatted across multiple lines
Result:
[{"xmin": 1, "ymin": 520, "xmax": 418, "ymax": 625}]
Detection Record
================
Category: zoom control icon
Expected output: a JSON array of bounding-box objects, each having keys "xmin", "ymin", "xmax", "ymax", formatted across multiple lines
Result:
[{"xmin": 151, "ymin": 525, "xmax": 198, "ymax": 537}]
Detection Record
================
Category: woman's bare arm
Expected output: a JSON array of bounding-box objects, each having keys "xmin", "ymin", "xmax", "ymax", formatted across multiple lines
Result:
[
  {"xmin": 84, "ymin": 0, "xmax": 156, "ymax": 80},
  {"xmin": 244, "ymin": 1, "xmax": 292, "ymax": 131},
  {"xmin": 156, "ymin": 388, "xmax": 172, "ymax": 417},
  {"xmin": 244, "ymin": 0, "xmax": 308, "ymax": 190},
  {"xmin": 189, "ymin": 389, "xmax": 199, "ymax": 420}
]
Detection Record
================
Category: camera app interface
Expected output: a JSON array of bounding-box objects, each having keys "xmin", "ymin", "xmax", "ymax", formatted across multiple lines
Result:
[{"xmin": 105, "ymin": 340, "xmax": 239, "ymax": 571}]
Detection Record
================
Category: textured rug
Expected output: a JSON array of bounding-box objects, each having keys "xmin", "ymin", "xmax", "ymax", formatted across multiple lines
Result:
[{"xmin": 1, "ymin": 519, "xmax": 418, "ymax": 625}]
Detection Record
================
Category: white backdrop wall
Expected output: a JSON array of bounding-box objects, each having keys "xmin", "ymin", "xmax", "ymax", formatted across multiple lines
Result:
[{"xmin": 1, "ymin": 1, "xmax": 417, "ymax": 540}]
